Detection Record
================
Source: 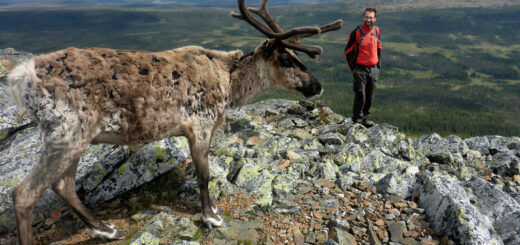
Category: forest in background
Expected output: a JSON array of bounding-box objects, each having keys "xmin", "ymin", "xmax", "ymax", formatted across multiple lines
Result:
[{"xmin": 0, "ymin": 0, "xmax": 519, "ymax": 137}]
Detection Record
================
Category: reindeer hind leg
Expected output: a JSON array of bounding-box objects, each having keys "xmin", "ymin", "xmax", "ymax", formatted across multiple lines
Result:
[
  {"xmin": 13, "ymin": 142, "xmax": 83, "ymax": 245},
  {"xmin": 52, "ymin": 149, "xmax": 123, "ymax": 240}
]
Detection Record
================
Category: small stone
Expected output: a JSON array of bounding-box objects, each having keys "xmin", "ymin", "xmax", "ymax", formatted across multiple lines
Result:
[
  {"xmin": 408, "ymin": 202, "xmax": 418, "ymax": 209},
  {"xmin": 315, "ymin": 224, "xmax": 322, "ymax": 230},
  {"xmin": 403, "ymin": 237, "xmax": 420, "ymax": 245},
  {"xmin": 294, "ymin": 229, "xmax": 305, "ymax": 245},
  {"xmin": 412, "ymin": 191, "xmax": 420, "ymax": 202},
  {"xmin": 514, "ymin": 175, "xmax": 520, "ymax": 182},
  {"xmin": 305, "ymin": 232, "xmax": 317, "ymax": 243},
  {"xmin": 368, "ymin": 223, "xmax": 382, "ymax": 245},
  {"xmin": 384, "ymin": 201, "xmax": 393, "ymax": 209},
  {"xmin": 388, "ymin": 221, "xmax": 406, "ymax": 243},
  {"xmin": 375, "ymin": 219, "xmax": 385, "ymax": 226},
  {"xmin": 386, "ymin": 214, "xmax": 396, "ymax": 220},
  {"xmin": 407, "ymin": 213, "xmax": 420, "ymax": 225},
  {"xmin": 246, "ymin": 136, "xmax": 261, "ymax": 146},
  {"xmin": 44, "ymin": 218, "xmax": 54, "ymax": 227},
  {"xmin": 421, "ymin": 240, "xmax": 438, "ymax": 245},
  {"xmin": 393, "ymin": 202, "xmax": 408, "ymax": 209},
  {"xmin": 313, "ymin": 212, "xmax": 323, "ymax": 220},
  {"xmin": 278, "ymin": 160, "xmax": 291, "ymax": 169},
  {"xmin": 316, "ymin": 232, "xmax": 329, "ymax": 243},
  {"xmin": 376, "ymin": 229, "xmax": 386, "ymax": 241},
  {"xmin": 49, "ymin": 210, "xmax": 61, "ymax": 221}
]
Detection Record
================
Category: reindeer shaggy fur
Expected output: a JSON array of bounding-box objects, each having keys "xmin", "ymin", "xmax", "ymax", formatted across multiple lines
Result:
[{"xmin": 8, "ymin": 0, "xmax": 341, "ymax": 243}]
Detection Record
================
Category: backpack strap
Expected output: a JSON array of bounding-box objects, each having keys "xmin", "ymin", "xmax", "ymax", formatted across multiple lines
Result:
[
  {"xmin": 357, "ymin": 25, "xmax": 365, "ymax": 46},
  {"xmin": 358, "ymin": 25, "xmax": 379, "ymax": 47}
]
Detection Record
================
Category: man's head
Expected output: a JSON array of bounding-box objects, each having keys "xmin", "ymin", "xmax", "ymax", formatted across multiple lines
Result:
[{"xmin": 363, "ymin": 7, "xmax": 377, "ymax": 28}]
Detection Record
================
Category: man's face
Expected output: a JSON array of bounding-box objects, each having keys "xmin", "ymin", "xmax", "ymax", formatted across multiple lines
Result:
[{"xmin": 363, "ymin": 11, "xmax": 376, "ymax": 28}]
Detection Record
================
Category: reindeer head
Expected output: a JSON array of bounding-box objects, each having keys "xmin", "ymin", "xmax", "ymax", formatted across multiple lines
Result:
[{"xmin": 231, "ymin": 0, "xmax": 342, "ymax": 98}]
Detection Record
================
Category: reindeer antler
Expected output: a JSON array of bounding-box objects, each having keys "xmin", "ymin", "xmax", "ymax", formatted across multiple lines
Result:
[{"xmin": 230, "ymin": 0, "xmax": 343, "ymax": 58}]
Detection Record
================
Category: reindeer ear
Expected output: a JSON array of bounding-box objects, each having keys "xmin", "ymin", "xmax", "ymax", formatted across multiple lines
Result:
[{"xmin": 255, "ymin": 39, "xmax": 277, "ymax": 57}]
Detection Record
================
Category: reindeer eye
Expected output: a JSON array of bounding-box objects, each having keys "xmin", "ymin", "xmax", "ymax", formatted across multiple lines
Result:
[{"xmin": 278, "ymin": 53, "xmax": 293, "ymax": 68}]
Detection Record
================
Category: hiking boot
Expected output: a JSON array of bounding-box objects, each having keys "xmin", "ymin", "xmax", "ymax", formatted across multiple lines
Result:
[
  {"xmin": 352, "ymin": 118, "xmax": 363, "ymax": 125},
  {"xmin": 362, "ymin": 120, "xmax": 375, "ymax": 128}
]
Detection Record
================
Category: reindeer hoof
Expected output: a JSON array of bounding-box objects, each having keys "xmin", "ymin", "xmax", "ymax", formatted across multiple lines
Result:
[
  {"xmin": 90, "ymin": 224, "xmax": 124, "ymax": 240},
  {"xmin": 202, "ymin": 215, "xmax": 230, "ymax": 229},
  {"xmin": 212, "ymin": 206, "xmax": 223, "ymax": 214}
]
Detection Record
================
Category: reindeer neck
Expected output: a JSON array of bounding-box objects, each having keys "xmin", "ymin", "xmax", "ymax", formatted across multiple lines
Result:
[{"xmin": 229, "ymin": 53, "xmax": 272, "ymax": 108}]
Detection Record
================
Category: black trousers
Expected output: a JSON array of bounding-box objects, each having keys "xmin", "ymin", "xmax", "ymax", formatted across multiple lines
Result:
[{"xmin": 352, "ymin": 65, "xmax": 379, "ymax": 122}]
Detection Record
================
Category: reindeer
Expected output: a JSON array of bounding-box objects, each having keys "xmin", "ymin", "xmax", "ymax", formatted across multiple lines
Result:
[{"xmin": 7, "ymin": 0, "xmax": 342, "ymax": 243}]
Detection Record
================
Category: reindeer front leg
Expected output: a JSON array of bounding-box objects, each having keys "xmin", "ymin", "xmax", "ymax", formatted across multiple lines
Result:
[{"xmin": 186, "ymin": 126, "xmax": 229, "ymax": 229}]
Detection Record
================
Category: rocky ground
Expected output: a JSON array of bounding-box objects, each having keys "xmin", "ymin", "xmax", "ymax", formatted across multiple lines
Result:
[{"xmin": 1, "ymin": 49, "xmax": 520, "ymax": 244}]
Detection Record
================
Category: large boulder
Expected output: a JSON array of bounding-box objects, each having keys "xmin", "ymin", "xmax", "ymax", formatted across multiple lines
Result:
[{"xmin": 416, "ymin": 174, "xmax": 503, "ymax": 244}]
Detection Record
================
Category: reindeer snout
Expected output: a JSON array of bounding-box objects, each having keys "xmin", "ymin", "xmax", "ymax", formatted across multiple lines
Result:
[{"xmin": 301, "ymin": 72, "xmax": 322, "ymax": 98}]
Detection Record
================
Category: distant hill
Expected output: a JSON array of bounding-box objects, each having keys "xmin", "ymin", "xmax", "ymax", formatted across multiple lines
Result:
[{"xmin": 0, "ymin": 0, "xmax": 519, "ymax": 137}]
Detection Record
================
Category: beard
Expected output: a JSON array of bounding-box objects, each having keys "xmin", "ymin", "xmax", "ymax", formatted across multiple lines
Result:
[{"xmin": 364, "ymin": 20, "xmax": 374, "ymax": 28}]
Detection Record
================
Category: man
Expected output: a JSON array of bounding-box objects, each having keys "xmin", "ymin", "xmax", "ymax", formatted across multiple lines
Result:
[{"xmin": 344, "ymin": 7, "xmax": 381, "ymax": 128}]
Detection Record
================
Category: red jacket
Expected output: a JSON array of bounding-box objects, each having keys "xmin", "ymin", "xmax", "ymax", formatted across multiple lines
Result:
[{"xmin": 344, "ymin": 23, "xmax": 381, "ymax": 70}]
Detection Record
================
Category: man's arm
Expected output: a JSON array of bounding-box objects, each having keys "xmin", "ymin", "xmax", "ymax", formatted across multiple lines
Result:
[
  {"xmin": 377, "ymin": 48, "xmax": 381, "ymax": 69},
  {"xmin": 377, "ymin": 27, "xmax": 381, "ymax": 69},
  {"xmin": 344, "ymin": 29, "xmax": 358, "ymax": 71}
]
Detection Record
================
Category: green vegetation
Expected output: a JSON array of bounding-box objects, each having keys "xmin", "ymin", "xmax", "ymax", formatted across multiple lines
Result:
[{"xmin": 0, "ymin": 2, "xmax": 519, "ymax": 137}]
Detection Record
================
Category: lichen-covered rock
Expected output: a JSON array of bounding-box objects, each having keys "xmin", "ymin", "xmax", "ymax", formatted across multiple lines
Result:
[
  {"xmin": 207, "ymin": 219, "xmax": 263, "ymax": 244},
  {"xmin": 375, "ymin": 172, "xmax": 416, "ymax": 199},
  {"xmin": 272, "ymin": 174, "xmax": 296, "ymax": 204},
  {"xmin": 128, "ymin": 232, "xmax": 160, "ymax": 245},
  {"xmin": 417, "ymin": 174, "xmax": 503, "ymax": 245},
  {"xmin": 465, "ymin": 135, "xmax": 515, "ymax": 156},
  {"xmin": 82, "ymin": 137, "xmax": 189, "ymax": 206},
  {"xmin": 415, "ymin": 134, "xmax": 467, "ymax": 165},
  {"xmin": 465, "ymin": 177, "xmax": 520, "ymax": 243},
  {"xmin": 489, "ymin": 152, "xmax": 520, "ymax": 177},
  {"xmin": 318, "ymin": 132, "xmax": 346, "ymax": 145},
  {"xmin": 316, "ymin": 160, "xmax": 339, "ymax": 182},
  {"xmin": 234, "ymin": 159, "xmax": 274, "ymax": 206},
  {"xmin": 349, "ymin": 150, "xmax": 409, "ymax": 175}
]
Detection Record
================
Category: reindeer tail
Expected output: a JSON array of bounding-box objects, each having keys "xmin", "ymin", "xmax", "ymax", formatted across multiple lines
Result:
[{"xmin": 7, "ymin": 59, "xmax": 37, "ymax": 108}]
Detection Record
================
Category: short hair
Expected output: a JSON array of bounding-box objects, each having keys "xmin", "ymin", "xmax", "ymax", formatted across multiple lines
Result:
[{"xmin": 364, "ymin": 8, "xmax": 378, "ymax": 18}]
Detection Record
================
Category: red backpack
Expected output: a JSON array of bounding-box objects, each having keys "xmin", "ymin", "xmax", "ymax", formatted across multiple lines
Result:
[{"xmin": 344, "ymin": 25, "xmax": 380, "ymax": 71}]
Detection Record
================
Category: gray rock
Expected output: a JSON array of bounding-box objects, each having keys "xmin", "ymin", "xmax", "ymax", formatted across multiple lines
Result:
[
  {"xmin": 417, "ymin": 174, "xmax": 503, "ymax": 245},
  {"xmin": 234, "ymin": 159, "xmax": 274, "ymax": 207},
  {"xmin": 465, "ymin": 135, "xmax": 512, "ymax": 155},
  {"xmin": 0, "ymin": 48, "xmax": 34, "ymax": 66},
  {"xmin": 323, "ymin": 239, "xmax": 340, "ymax": 245},
  {"xmin": 208, "ymin": 219, "xmax": 262, "ymax": 244},
  {"xmin": 129, "ymin": 232, "xmax": 160, "ymax": 245},
  {"xmin": 171, "ymin": 241, "xmax": 200, "ymax": 245},
  {"xmin": 375, "ymin": 173, "xmax": 416, "ymax": 199},
  {"xmin": 318, "ymin": 132, "xmax": 346, "ymax": 145},
  {"xmin": 490, "ymin": 152, "xmax": 520, "ymax": 177},
  {"xmin": 336, "ymin": 175, "xmax": 354, "ymax": 191},
  {"xmin": 332, "ymin": 227, "xmax": 356, "ymax": 245},
  {"xmin": 316, "ymin": 160, "xmax": 338, "ymax": 181},
  {"xmin": 388, "ymin": 221, "xmax": 406, "ymax": 243},
  {"xmin": 350, "ymin": 150, "xmax": 409, "ymax": 175},
  {"xmin": 335, "ymin": 143, "xmax": 365, "ymax": 167},
  {"xmin": 465, "ymin": 177, "xmax": 520, "ymax": 243},
  {"xmin": 415, "ymin": 134, "xmax": 466, "ymax": 165}
]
